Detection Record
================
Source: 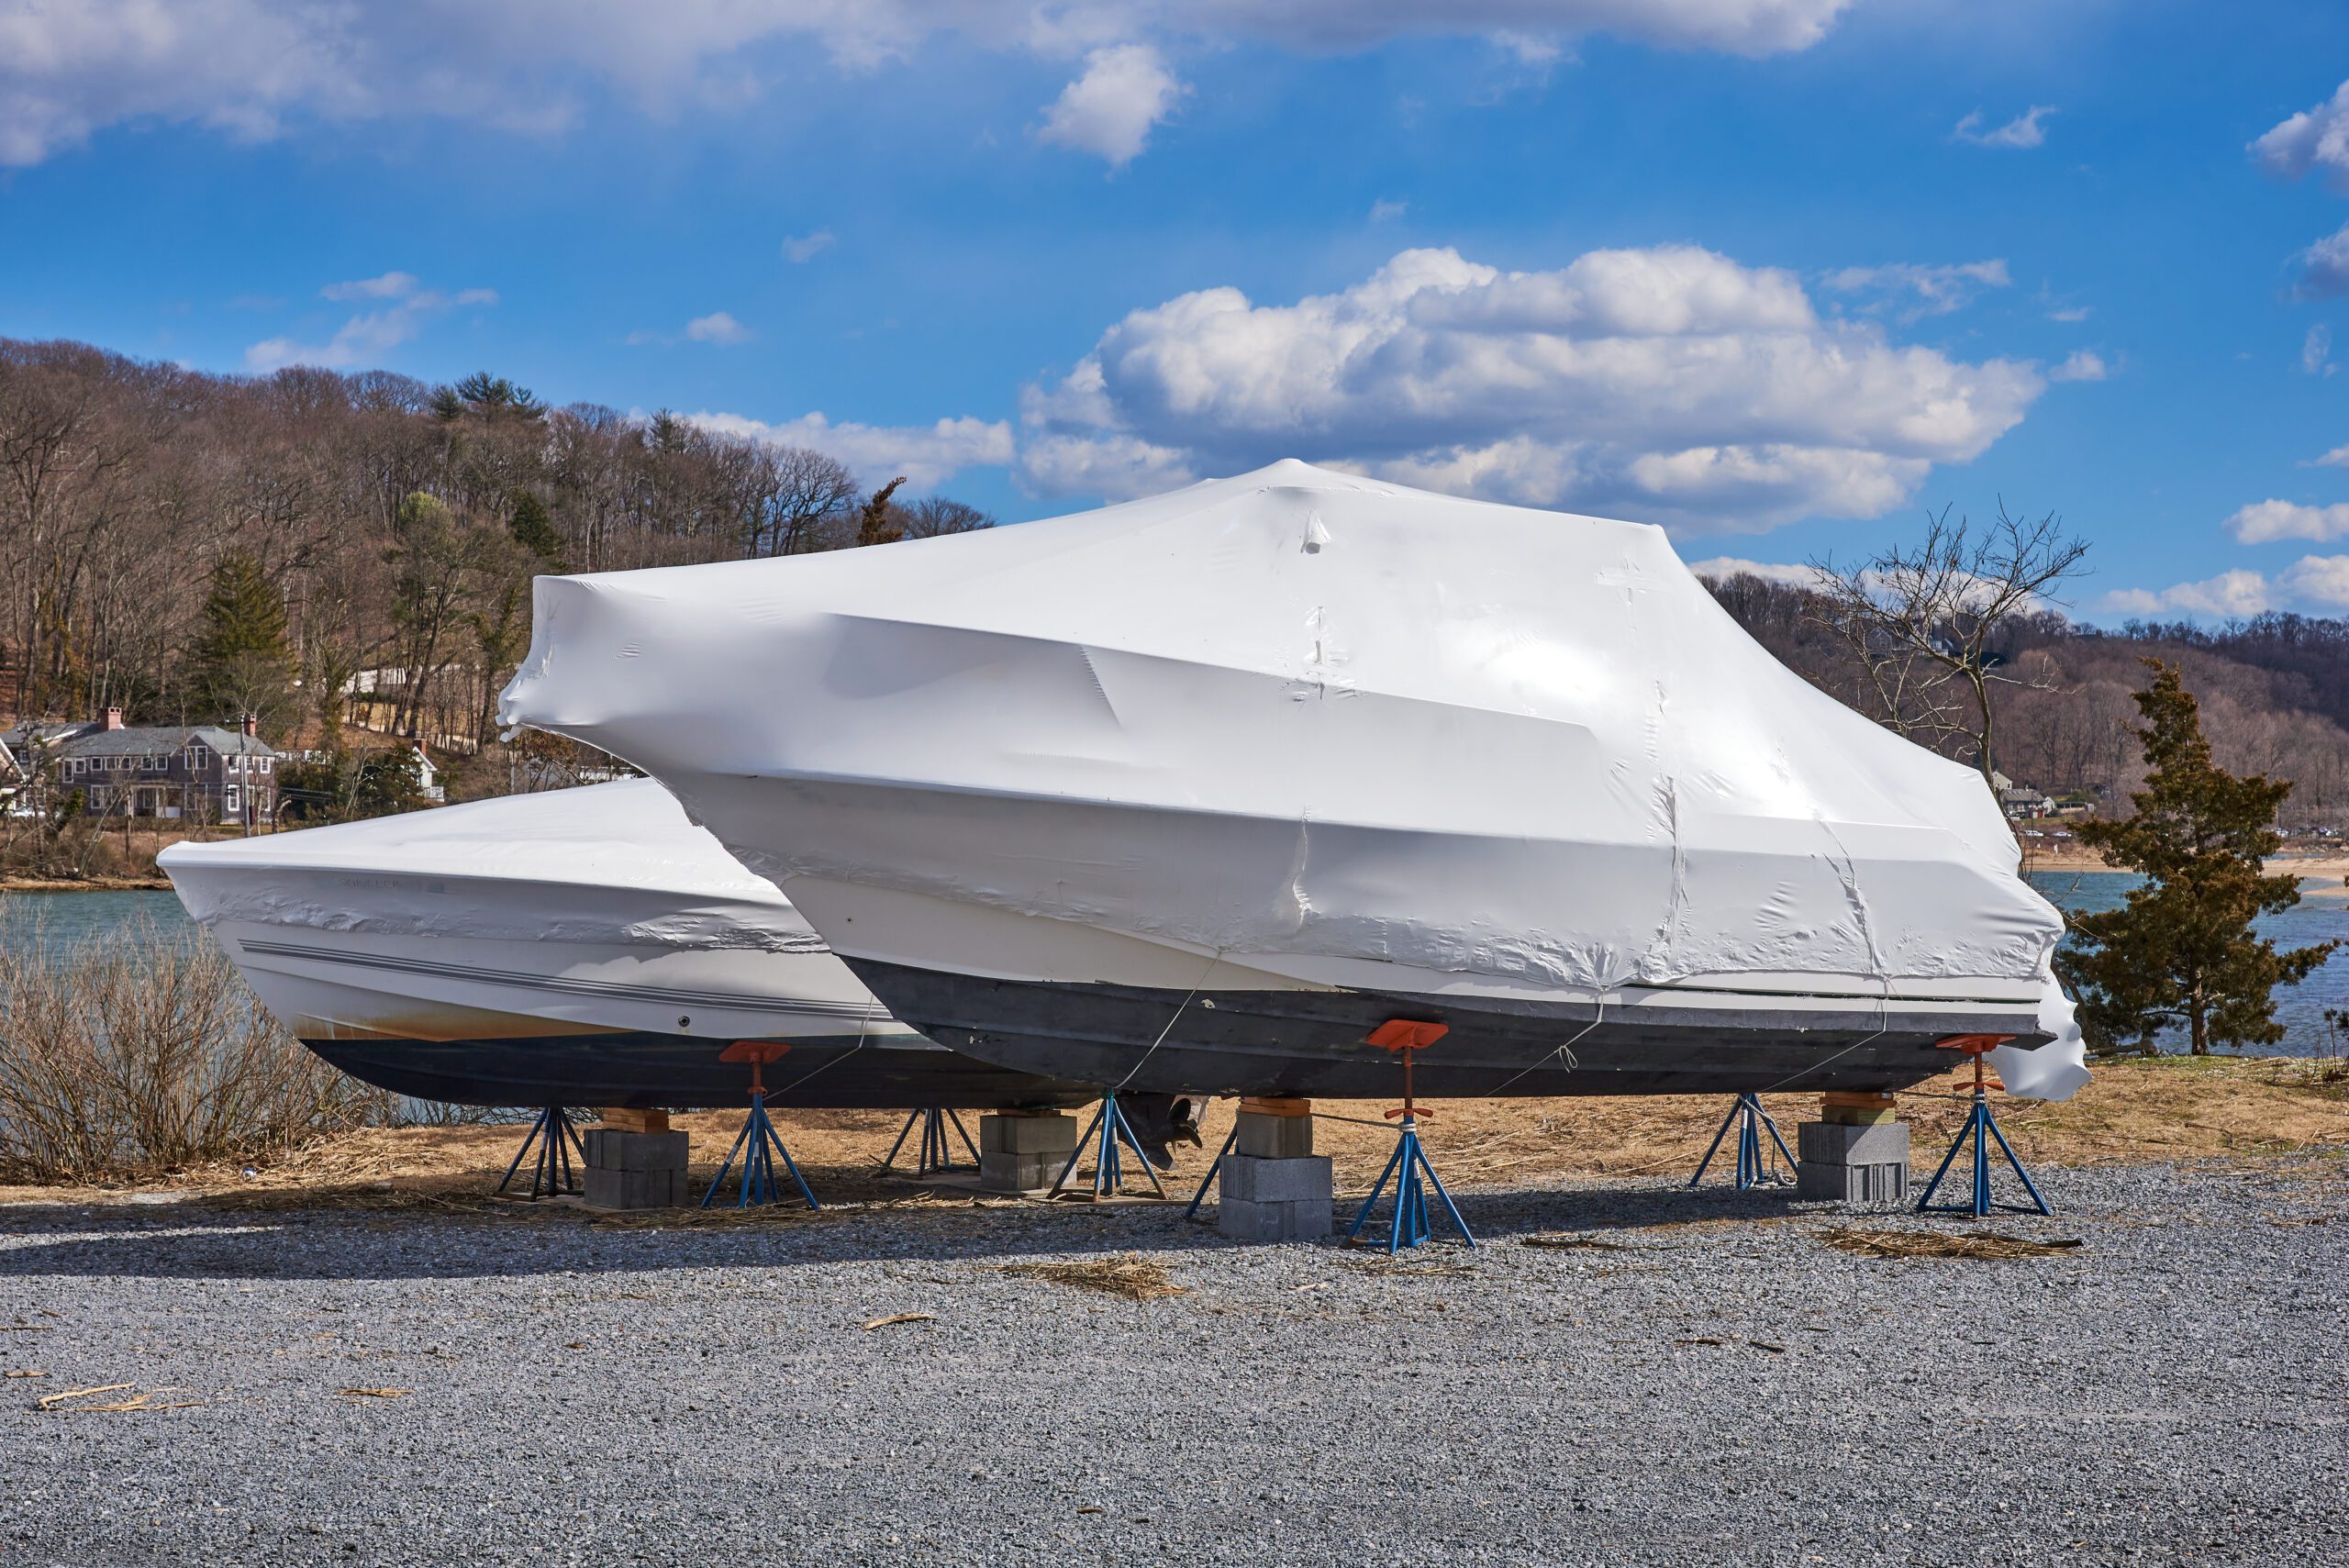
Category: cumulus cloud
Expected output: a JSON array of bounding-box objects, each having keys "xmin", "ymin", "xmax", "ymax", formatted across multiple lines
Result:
[
  {"xmin": 685, "ymin": 311, "xmax": 754, "ymax": 345},
  {"xmin": 781, "ymin": 230, "xmax": 835, "ymax": 263},
  {"xmin": 0, "ymin": 2, "xmax": 1862, "ymax": 167},
  {"xmin": 2298, "ymin": 222, "xmax": 2349, "ymax": 299},
  {"xmin": 2049, "ymin": 350, "xmax": 2108, "ymax": 383},
  {"xmin": 2304, "ymin": 324, "xmax": 2336, "ymax": 375},
  {"xmin": 1015, "ymin": 243, "xmax": 2044, "ymax": 531},
  {"xmin": 2224, "ymin": 499, "xmax": 2349, "ymax": 545},
  {"xmin": 244, "ymin": 272, "xmax": 496, "ymax": 371},
  {"xmin": 1036, "ymin": 44, "xmax": 1186, "ymax": 166},
  {"xmin": 2105, "ymin": 556, "xmax": 2349, "ymax": 617},
  {"xmin": 2253, "ymin": 77, "xmax": 2349, "ymax": 193},
  {"xmin": 1685, "ymin": 556, "xmax": 1831, "ymax": 589},
  {"xmin": 1820, "ymin": 260, "xmax": 2010, "ymax": 319},
  {"xmin": 1953, "ymin": 106, "xmax": 2055, "ymax": 150},
  {"xmin": 688, "ymin": 408, "xmax": 1014, "ymax": 491},
  {"xmin": 2311, "ymin": 442, "xmax": 2349, "ymax": 469}
]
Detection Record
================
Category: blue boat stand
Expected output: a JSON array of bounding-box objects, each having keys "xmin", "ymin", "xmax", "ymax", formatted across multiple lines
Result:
[
  {"xmin": 1050, "ymin": 1090, "xmax": 1167, "ymax": 1199},
  {"xmin": 1344, "ymin": 1021, "xmax": 1475, "ymax": 1253},
  {"xmin": 882, "ymin": 1106, "xmax": 980, "ymax": 1178},
  {"xmin": 1916, "ymin": 1038, "xmax": 2051, "ymax": 1218},
  {"xmin": 1184, "ymin": 1122, "xmax": 1240, "ymax": 1222},
  {"xmin": 702, "ymin": 1043, "xmax": 819, "ymax": 1209},
  {"xmin": 1688, "ymin": 1092, "xmax": 1797, "ymax": 1190},
  {"xmin": 496, "ymin": 1104, "xmax": 584, "ymax": 1199}
]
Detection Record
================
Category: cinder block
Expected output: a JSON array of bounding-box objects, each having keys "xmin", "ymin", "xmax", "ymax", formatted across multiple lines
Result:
[
  {"xmin": 1234, "ymin": 1110, "xmax": 1315, "ymax": 1159},
  {"xmin": 1219, "ymin": 1153, "xmax": 1333, "ymax": 1206},
  {"xmin": 1797, "ymin": 1157, "xmax": 1909, "ymax": 1206},
  {"xmin": 1798, "ymin": 1119, "xmax": 1909, "ymax": 1167},
  {"xmin": 584, "ymin": 1128, "xmax": 690, "ymax": 1173},
  {"xmin": 979, "ymin": 1112, "xmax": 1080, "ymax": 1156},
  {"xmin": 584, "ymin": 1165, "xmax": 688, "ymax": 1210},
  {"xmin": 979, "ymin": 1151, "xmax": 1064, "ymax": 1193},
  {"xmin": 1217, "ymin": 1195, "xmax": 1333, "ymax": 1242}
]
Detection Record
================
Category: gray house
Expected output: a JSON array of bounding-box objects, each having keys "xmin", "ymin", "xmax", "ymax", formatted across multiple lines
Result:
[{"xmin": 5, "ymin": 707, "xmax": 281, "ymax": 826}]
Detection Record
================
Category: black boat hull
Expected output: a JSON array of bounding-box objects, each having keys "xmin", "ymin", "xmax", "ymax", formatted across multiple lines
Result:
[{"xmin": 843, "ymin": 959, "xmax": 2050, "ymax": 1099}]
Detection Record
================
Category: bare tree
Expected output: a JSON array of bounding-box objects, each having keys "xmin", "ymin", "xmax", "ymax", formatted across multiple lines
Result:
[{"xmin": 1809, "ymin": 504, "xmax": 2090, "ymax": 786}]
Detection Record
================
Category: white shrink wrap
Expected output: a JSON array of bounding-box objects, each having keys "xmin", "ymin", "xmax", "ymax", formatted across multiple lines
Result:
[{"xmin": 501, "ymin": 461, "xmax": 2087, "ymax": 1103}]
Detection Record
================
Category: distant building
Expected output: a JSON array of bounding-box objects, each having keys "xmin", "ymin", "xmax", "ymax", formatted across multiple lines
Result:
[
  {"xmin": 1, "ymin": 706, "xmax": 281, "ymax": 826},
  {"xmin": 1989, "ymin": 770, "xmax": 2059, "ymax": 821}
]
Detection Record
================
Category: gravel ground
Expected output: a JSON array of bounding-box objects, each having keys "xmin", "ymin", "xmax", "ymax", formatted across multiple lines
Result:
[{"xmin": 0, "ymin": 1159, "xmax": 2343, "ymax": 1567}]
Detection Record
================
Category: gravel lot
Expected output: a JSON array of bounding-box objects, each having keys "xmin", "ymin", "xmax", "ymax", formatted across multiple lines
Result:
[{"xmin": 1, "ymin": 1160, "xmax": 2343, "ymax": 1567}]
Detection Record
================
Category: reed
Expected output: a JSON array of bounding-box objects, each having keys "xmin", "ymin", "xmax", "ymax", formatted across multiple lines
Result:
[{"xmin": 0, "ymin": 907, "xmax": 389, "ymax": 1182}]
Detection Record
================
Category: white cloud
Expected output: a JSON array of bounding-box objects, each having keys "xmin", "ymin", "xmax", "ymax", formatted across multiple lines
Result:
[
  {"xmin": 1016, "ymin": 243, "xmax": 2044, "ymax": 531},
  {"xmin": 781, "ymin": 230, "xmax": 835, "ymax": 263},
  {"xmin": 2303, "ymin": 323, "xmax": 2335, "ymax": 375},
  {"xmin": 685, "ymin": 310, "xmax": 754, "ymax": 345},
  {"xmin": 2224, "ymin": 499, "xmax": 2349, "ymax": 545},
  {"xmin": 2100, "ymin": 569, "xmax": 2272, "ymax": 619},
  {"xmin": 2253, "ymin": 77, "xmax": 2349, "ymax": 193},
  {"xmin": 321, "ymin": 271, "xmax": 420, "ymax": 301},
  {"xmin": 1686, "ymin": 555, "xmax": 1831, "ymax": 589},
  {"xmin": 2281, "ymin": 554, "xmax": 2349, "ymax": 607},
  {"xmin": 2045, "ymin": 305, "xmax": 2090, "ymax": 323},
  {"xmin": 1370, "ymin": 198, "xmax": 1408, "ymax": 222},
  {"xmin": 1036, "ymin": 44, "xmax": 1186, "ymax": 167},
  {"xmin": 2299, "ymin": 222, "xmax": 2349, "ymax": 300},
  {"xmin": 243, "ymin": 272, "xmax": 497, "ymax": 371},
  {"xmin": 1953, "ymin": 106, "xmax": 2055, "ymax": 150},
  {"xmin": 688, "ymin": 408, "xmax": 1014, "ymax": 491},
  {"xmin": 2105, "ymin": 555, "xmax": 2349, "ymax": 618},
  {"xmin": 2049, "ymin": 350, "xmax": 2108, "ymax": 384},
  {"xmin": 0, "ymin": 3, "xmax": 1862, "ymax": 167},
  {"xmin": 2311, "ymin": 443, "xmax": 2349, "ymax": 469},
  {"xmin": 1820, "ymin": 259, "xmax": 2010, "ymax": 318}
]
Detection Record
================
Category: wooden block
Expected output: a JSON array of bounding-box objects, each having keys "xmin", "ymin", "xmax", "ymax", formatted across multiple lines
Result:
[
  {"xmin": 1821, "ymin": 1091, "xmax": 1898, "ymax": 1126},
  {"xmin": 1239, "ymin": 1096, "xmax": 1312, "ymax": 1118},
  {"xmin": 599, "ymin": 1107, "xmax": 671, "ymax": 1134}
]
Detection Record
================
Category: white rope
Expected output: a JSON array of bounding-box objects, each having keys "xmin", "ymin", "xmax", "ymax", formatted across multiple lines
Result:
[{"xmin": 1112, "ymin": 949, "xmax": 1224, "ymax": 1093}]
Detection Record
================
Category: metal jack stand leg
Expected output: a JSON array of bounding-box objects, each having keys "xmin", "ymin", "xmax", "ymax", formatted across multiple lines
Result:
[
  {"xmin": 1185, "ymin": 1123, "xmax": 1240, "ymax": 1222},
  {"xmin": 702, "ymin": 1041, "xmax": 819, "ymax": 1210},
  {"xmin": 496, "ymin": 1105, "xmax": 584, "ymax": 1199},
  {"xmin": 1917, "ymin": 1034, "xmax": 2050, "ymax": 1219},
  {"xmin": 1689, "ymin": 1092, "xmax": 1796, "ymax": 1190},
  {"xmin": 1343, "ymin": 1020, "xmax": 1475, "ymax": 1253},
  {"xmin": 883, "ymin": 1106, "xmax": 979, "ymax": 1178},
  {"xmin": 1050, "ymin": 1091, "xmax": 1166, "ymax": 1199}
]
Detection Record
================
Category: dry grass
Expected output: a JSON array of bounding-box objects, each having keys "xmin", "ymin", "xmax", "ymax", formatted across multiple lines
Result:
[
  {"xmin": 1818, "ymin": 1227, "xmax": 2086, "ymax": 1261},
  {"xmin": 999, "ymin": 1253, "xmax": 1188, "ymax": 1300},
  {"xmin": 1, "ymin": 1052, "xmax": 2341, "ymax": 1213}
]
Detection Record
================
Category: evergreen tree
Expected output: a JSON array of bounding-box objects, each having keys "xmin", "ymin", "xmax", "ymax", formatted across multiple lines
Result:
[
  {"xmin": 507, "ymin": 489, "xmax": 566, "ymax": 568},
  {"xmin": 854, "ymin": 476, "xmax": 907, "ymax": 548},
  {"xmin": 2057, "ymin": 659, "xmax": 2340, "ymax": 1053},
  {"xmin": 187, "ymin": 550, "xmax": 294, "ymax": 726}
]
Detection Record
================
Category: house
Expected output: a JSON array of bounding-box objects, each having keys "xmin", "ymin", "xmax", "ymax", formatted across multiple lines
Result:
[
  {"xmin": 1989, "ymin": 769, "xmax": 2059, "ymax": 821},
  {"xmin": 4, "ymin": 706, "xmax": 282, "ymax": 826}
]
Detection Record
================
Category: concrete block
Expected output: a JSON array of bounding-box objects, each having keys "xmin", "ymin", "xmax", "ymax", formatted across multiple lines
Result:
[
  {"xmin": 584, "ymin": 1165, "xmax": 688, "ymax": 1210},
  {"xmin": 979, "ymin": 1151, "xmax": 1065, "ymax": 1193},
  {"xmin": 1219, "ymin": 1153, "xmax": 1333, "ymax": 1206},
  {"xmin": 1797, "ymin": 1159, "xmax": 1908, "ymax": 1205},
  {"xmin": 979, "ymin": 1112, "xmax": 1080, "ymax": 1157},
  {"xmin": 1798, "ymin": 1119, "xmax": 1909, "ymax": 1167},
  {"xmin": 1217, "ymin": 1195, "xmax": 1332, "ymax": 1242},
  {"xmin": 583, "ymin": 1128, "xmax": 690, "ymax": 1173},
  {"xmin": 1234, "ymin": 1110, "xmax": 1314, "ymax": 1160}
]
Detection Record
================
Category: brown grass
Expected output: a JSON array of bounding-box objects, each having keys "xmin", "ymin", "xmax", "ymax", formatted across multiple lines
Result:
[
  {"xmin": 1, "ymin": 1054, "xmax": 2341, "ymax": 1212},
  {"xmin": 1818, "ymin": 1227, "xmax": 2085, "ymax": 1260},
  {"xmin": 999, "ymin": 1254, "xmax": 1188, "ymax": 1300}
]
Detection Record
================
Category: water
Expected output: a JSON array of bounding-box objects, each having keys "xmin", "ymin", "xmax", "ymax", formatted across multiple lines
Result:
[
  {"xmin": 0, "ymin": 888, "xmax": 195, "ymax": 948},
  {"xmin": 5, "ymin": 879, "xmax": 2343, "ymax": 1055},
  {"xmin": 2027, "ymin": 870, "xmax": 2348, "ymax": 1056}
]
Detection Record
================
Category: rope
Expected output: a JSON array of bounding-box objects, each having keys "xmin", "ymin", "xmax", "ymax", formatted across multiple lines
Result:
[
  {"xmin": 1111, "ymin": 949, "xmax": 1224, "ymax": 1093},
  {"xmin": 763, "ymin": 997, "xmax": 881, "ymax": 1098},
  {"xmin": 1484, "ymin": 1000, "xmax": 1604, "ymax": 1096}
]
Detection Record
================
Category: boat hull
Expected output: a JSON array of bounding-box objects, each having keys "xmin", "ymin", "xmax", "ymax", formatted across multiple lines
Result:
[
  {"xmin": 844, "ymin": 956, "xmax": 2044, "ymax": 1099},
  {"xmin": 306, "ymin": 1028, "xmax": 1094, "ymax": 1110}
]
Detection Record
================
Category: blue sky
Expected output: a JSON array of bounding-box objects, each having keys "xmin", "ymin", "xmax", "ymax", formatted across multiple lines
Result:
[{"xmin": 6, "ymin": 0, "xmax": 2349, "ymax": 621}]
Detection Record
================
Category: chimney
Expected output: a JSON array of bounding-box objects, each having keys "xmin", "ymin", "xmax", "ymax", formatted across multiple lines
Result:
[
  {"xmin": 240, "ymin": 713, "xmax": 259, "ymax": 739},
  {"xmin": 102, "ymin": 706, "xmax": 124, "ymax": 731}
]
